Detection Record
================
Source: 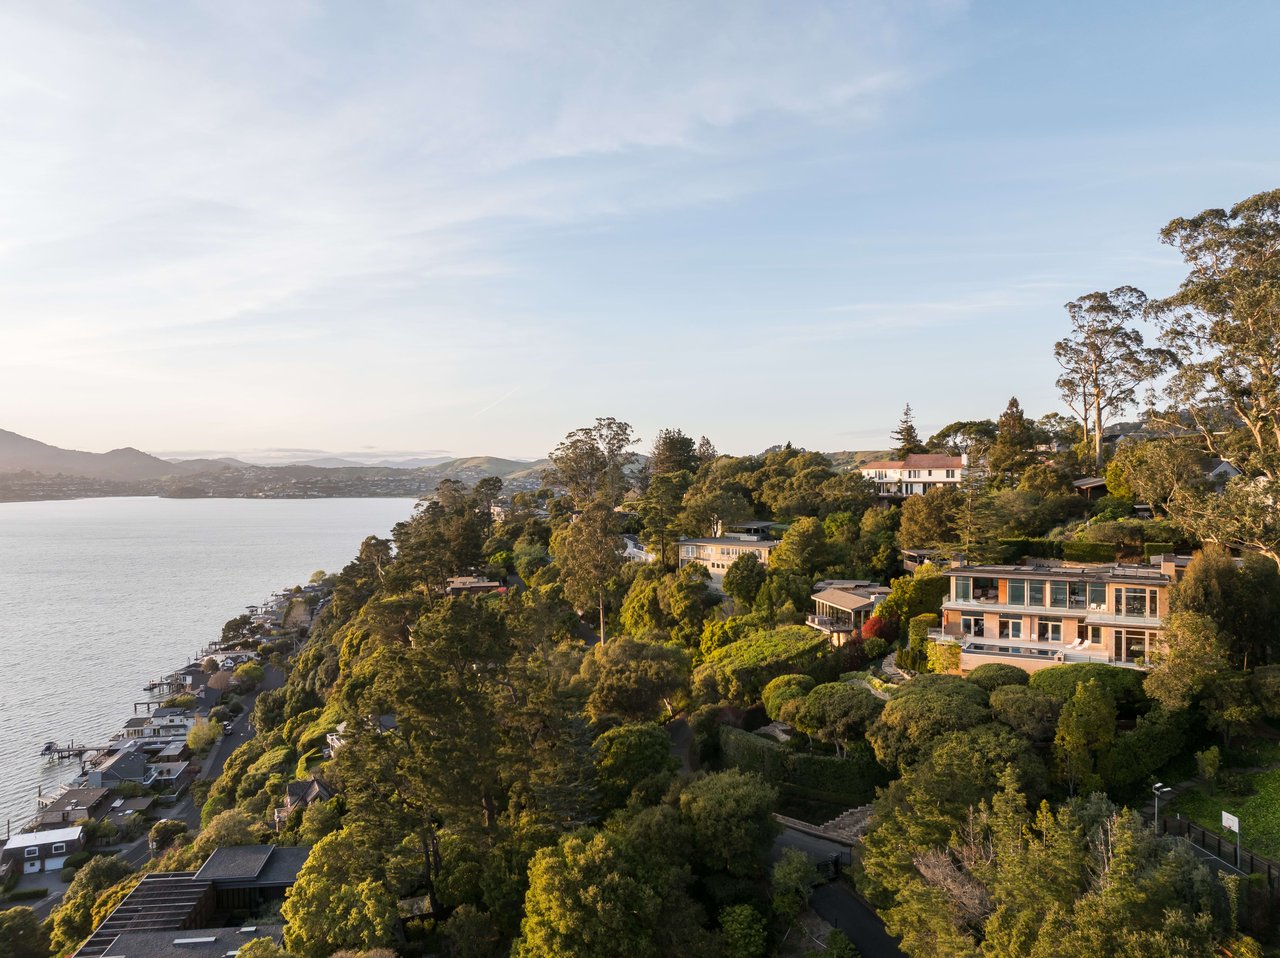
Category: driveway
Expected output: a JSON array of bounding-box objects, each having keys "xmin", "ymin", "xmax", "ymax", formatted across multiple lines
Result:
[{"xmin": 773, "ymin": 826, "xmax": 905, "ymax": 958}]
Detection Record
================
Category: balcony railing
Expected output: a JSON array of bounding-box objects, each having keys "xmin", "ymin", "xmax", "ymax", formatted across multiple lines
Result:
[{"xmin": 807, "ymin": 614, "xmax": 856, "ymax": 634}]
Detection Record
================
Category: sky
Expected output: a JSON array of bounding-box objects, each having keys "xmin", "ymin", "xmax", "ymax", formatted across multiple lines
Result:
[{"xmin": 2, "ymin": 1, "xmax": 1278, "ymax": 462}]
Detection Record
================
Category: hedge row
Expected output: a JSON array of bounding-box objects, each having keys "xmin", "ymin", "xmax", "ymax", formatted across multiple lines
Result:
[
  {"xmin": 718, "ymin": 726, "xmax": 884, "ymax": 805},
  {"xmin": 1061, "ymin": 541, "xmax": 1119, "ymax": 562}
]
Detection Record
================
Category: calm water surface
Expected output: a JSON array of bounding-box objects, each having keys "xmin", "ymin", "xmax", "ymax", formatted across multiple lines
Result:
[{"xmin": 0, "ymin": 497, "xmax": 417, "ymax": 829}]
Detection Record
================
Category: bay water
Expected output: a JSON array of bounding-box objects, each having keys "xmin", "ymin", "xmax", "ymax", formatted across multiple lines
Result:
[{"xmin": 0, "ymin": 496, "xmax": 418, "ymax": 830}]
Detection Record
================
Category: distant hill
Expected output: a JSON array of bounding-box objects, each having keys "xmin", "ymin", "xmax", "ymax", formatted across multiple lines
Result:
[
  {"xmin": 826, "ymin": 450, "xmax": 894, "ymax": 470},
  {"xmin": 0, "ymin": 429, "xmax": 227, "ymax": 481},
  {"xmin": 0, "ymin": 429, "xmax": 548, "ymax": 488},
  {"xmin": 418, "ymin": 456, "xmax": 549, "ymax": 481}
]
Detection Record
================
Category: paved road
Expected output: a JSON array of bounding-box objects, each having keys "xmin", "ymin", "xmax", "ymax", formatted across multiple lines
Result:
[{"xmin": 773, "ymin": 827, "xmax": 905, "ymax": 958}]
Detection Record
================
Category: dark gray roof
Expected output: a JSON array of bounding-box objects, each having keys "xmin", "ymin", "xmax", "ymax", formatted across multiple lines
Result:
[
  {"xmin": 193, "ymin": 844, "xmax": 273, "ymax": 881},
  {"xmin": 254, "ymin": 846, "xmax": 311, "ymax": 886},
  {"xmin": 88, "ymin": 924, "xmax": 282, "ymax": 958}
]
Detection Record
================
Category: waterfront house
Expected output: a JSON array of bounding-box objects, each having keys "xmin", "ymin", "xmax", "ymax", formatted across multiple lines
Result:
[
  {"xmin": 32, "ymin": 787, "xmax": 110, "ymax": 830},
  {"xmin": 859, "ymin": 453, "xmax": 966, "ymax": 498},
  {"xmin": 149, "ymin": 760, "xmax": 194, "ymax": 794},
  {"xmin": 85, "ymin": 742, "xmax": 157, "ymax": 789},
  {"xmin": 2, "ymin": 825, "xmax": 84, "ymax": 874},
  {"xmin": 115, "ymin": 707, "xmax": 196, "ymax": 744},
  {"xmin": 936, "ymin": 555, "xmax": 1183, "ymax": 673}
]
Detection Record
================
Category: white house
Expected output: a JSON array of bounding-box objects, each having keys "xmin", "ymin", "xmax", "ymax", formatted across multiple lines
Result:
[
  {"xmin": 859, "ymin": 453, "xmax": 967, "ymax": 498},
  {"xmin": 1, "ymin": 825, "xmax": 84, "ymax": 874}
]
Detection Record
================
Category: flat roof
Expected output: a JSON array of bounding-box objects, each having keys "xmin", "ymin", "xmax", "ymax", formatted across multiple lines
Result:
[
  {"xmin": 678, "ymin": 537, "xmax": 777, "ymax": 547},
  {"xmin": 947, "ymin": 562, "xmax": 1172, "ymax": 585},
  {"xmin": 89, "ymin": 924, "xmax": 282, "ymax": 958}
]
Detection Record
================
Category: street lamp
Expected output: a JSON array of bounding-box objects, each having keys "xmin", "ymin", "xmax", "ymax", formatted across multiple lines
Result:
[{"xmin": 1153, "ymin": 782, "xmax": 1173, "ymax": 830}]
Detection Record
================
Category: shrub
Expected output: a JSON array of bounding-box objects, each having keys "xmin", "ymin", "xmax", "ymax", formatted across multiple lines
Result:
[
  {"xmin": 1249, "ymin": 665, "xmax": 1280, "ymax": 719},
  {"xmin": 1062, "ymin": 540, "xmax": 1119, "ymax": 563},
  {"xmin": 718, "ymin": 726, "xmax": 788, "ymax": 782},
  {"xmin": 7, "ymin": 888, "xmax": 49, "ymax": 902},
  {"xmin": 761, "ymin": 674, "xmax": 815, "ymax": 720},
  {"xmin": 785, "ymin": 745, "xmax": 885, "ymax": 805},
  {"xmin": 59, "ymin": 866, "xmax": 77, "ymax": 882},
  {"xmin": 1143, "ymin": 542, "xmax": 1177, "ymax": 559},
  {"xmin": 967, "ymin": 663, "xmax": 1030, "ymax": 693},
  {"xmin": 861, "ymin": 636, "xmax": 888, "ymax": 661},
  {"xmin": 990, "ymin": 685, "xmax": 1061, "ymax": 744},
  {"xmin": 999, "ymin": 538, "xmax": 1062, "ymax": 561},
  {"xmin": 861, "ymin": 616, "xmax": 888, "ymax": 640},
  {"xmin": 926, "ymin": 641, "xmax": 960, "ymax": 674},
  {"xmin": 63, "ymin": 851, "xmax": 91, "ymax": 869},
  {"xmin": 693, "ymin": 627, "xmax": 843, "ymax": 706},
  {"xmin": 1028, "ymin": 663, "xmax": 1147, "ymax": 715}
]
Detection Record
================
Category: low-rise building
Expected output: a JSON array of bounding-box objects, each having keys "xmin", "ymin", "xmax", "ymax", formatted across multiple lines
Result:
[
  {"xmin": 2, "ymin": 825, "xmax": 84, "ymax": 874},
  {"xmin": 445, "ymin": 575, "xmax": 505, "ymax": 596},
  {"xmin": 859, "ymin": 453, "xmax": 966, "ymax": 498},
  {"xmin": 677, "ymin": 531, "xmax": 778, "ymax": 586},
  {"xmin": 32, "ymin": 787, "xmax": 110, "ymax": 830},
  {"xmin": 937, "ymin": 556, "xmax": 1183, "ymax": 673},
  {"xmin": 807, "ymin": 580, "xmax": 890, "ymax": 642},
  {"xmin": 73, "ymin": 844, "xmax": 309, "ymax": 958}
]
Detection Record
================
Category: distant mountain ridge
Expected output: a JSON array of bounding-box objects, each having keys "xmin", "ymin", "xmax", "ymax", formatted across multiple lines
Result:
[
  {"xmin": 0, "ymin": 429, "xmax": 231, "ymax": 481},
  {"xmin": 0, "ymin": 429, "xmax": 548, "ymax": 484}
]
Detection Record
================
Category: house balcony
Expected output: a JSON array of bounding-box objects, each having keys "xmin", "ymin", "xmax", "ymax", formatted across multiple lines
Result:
[
  {"xmin": 929, "ymin": 629, "xmax": 1143, "ymax": 670},
  {"xmin": 807, "ymin": 614, "xmax": 856, "ymax": 635}
]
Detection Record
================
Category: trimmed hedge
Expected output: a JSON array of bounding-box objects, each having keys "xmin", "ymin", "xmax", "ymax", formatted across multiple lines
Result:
[
  {"xmin": 694, "ymin": 626, "xmax": 844, "ymax": 705},
  {"xmin": 1143, "ymin": 542, "xmax": 1177, "ymax": 559},
  {"xmin": 6, "ymin": 888, "xmax": 49, "ymax": 901},
  {"xmin": 1062, "ymin": 540, "xmax": 1119, "ymax": 562},
  {"xmin": 719, "ymin": 726, "xmax": 788, "ymax": 782},
  {"xmin": 999, "ymin": 538, "xmax": 1062, "ymax": 561},
  {"xmin": 718, "ymin": 726, "xmax": 884, "ymax": 805},
  {"xmin": 1028, "ymin": 663, "xmax": 1147, "ymax": 715}
]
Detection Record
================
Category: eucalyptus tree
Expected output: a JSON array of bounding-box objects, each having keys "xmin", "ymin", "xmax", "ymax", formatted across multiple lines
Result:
[
  {"xmin": 1146, "ymin": 188, "xmax": 1280, "ymax": 567},
  {"xmin": 1055, "ymin": 286, "xmax": 1159, "ymax": 470},
  {"xmin": 547, "ymin": 417, "xmax": 639, "ymax": 508}
]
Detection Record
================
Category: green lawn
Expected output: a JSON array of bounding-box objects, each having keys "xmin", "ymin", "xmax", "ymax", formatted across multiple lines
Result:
[{"xmin": 1171, "ymin": 767, "xmax": 1280, "ymax": 860}]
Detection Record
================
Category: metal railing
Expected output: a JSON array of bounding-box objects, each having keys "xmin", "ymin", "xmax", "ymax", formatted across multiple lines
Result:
[{"xmin": 1160, "ymin": 817, "xmax": 1280, "ymax": 893}]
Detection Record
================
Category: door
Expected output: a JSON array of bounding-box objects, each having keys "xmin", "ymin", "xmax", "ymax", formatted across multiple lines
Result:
[{"xmin": 24, "ymin": 859, "xmax": 40, "ymax": 873}]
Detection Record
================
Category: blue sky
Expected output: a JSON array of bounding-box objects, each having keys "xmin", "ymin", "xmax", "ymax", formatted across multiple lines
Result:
[{"xmin": 1, "ymin": 1, "xmax": 1277, "ymax": 461}]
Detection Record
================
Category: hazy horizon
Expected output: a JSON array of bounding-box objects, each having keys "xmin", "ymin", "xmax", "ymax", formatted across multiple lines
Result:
[{"xmin": 4, "ymin": 2, "xmax": 1279, "ymax": 457}]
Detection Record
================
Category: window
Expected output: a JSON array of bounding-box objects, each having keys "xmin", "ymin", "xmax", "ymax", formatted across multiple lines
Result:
[
  {"xmin": 1007, "ymin": 580, "xmax": 1026, "ymax": 605},
  {"xmin": 1037, "ymin": 617, "xmax": 1062, "ymax": 642},
  {"xmin": 1029, "ymin": 581, "xmax": 1045, "ymax": 606},
  {"xmin": 954, "ymin": 577, "xmax": 972, "ymax": 601},
  {"xmin": 1068, "ymin": 582, "xmax": 1087, "ymax": 609},
  {"xmin": 946, "ymin": 469, "xmax": 956, "ymax": 479},
  {"xmin": 1088, "ymin": 583, "xmax": 1107, "ymax": 610},
  {"xmin": 24, "ymin": 847, "xmax": 37, "ymax": 858},
  {"xmin": 1049, "ymin": 581, "xmax": 1068, "ymax": 609},
  {"xmin": 1117, "ymin": 587, "xmax": 1153, "ymax": 617},
  {"xmin": 961, "ymin": 615, "xmax": 985, "ymax": 637},
  {"xmin": 999, "ymin": 615, "xmax": 1023, "ymax": 639},
  {"xmin": 51, "ymin": 843, "xmax": 66, "ymax": 854},
  {"xmin": 1089, "ymin": 626, "xmax": 1103, "ymax": 645}
]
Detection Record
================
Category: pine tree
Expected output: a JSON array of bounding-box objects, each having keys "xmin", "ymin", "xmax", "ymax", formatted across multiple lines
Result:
[{"xmin": 891, "ymin": 404, "xmax": 926, "ymax": 459}]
